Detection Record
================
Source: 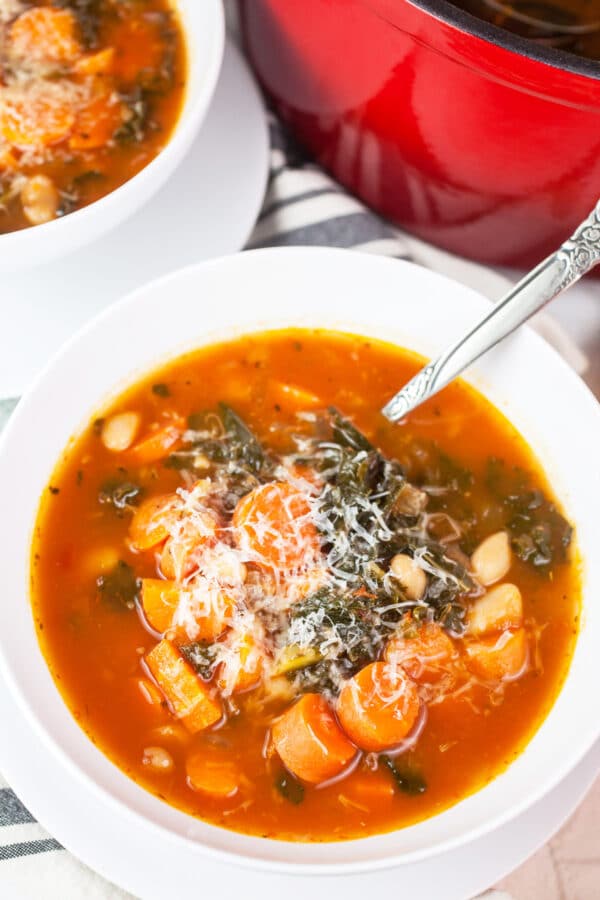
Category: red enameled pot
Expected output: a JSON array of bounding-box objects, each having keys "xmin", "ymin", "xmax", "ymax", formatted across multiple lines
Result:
[{"xmin": 240, "ymin": 0, "xmax": 600, "ymax": 268}]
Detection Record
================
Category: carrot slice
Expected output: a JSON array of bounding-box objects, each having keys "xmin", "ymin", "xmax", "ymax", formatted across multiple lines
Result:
[
  {"xmin": 10, "ymin": 7, "xmax": 81, "ymax": 64},
  {"xmin": 128, "ymin": 421, "xmax": 184, "ymax": 466},
  {"xmin": 129, "ymin": 493, "xmax": 180, "ymax": 551},
  {"xmin": 186, "ymin": 751, "xmax": 239, "ymax": 798},
  {"xmin": 337, "ymin": 662, "xmax": 421, "ymax": 752},
  {"xmin": 145, "ymin": 639, "xmax": 222, "ymax": 734},
  {"xmin": 271, "ymin": 693, "xmax": 356, "ymax": 784},
  {"xmin": 465, "ymin": 629, "xmax": 528, "ymax": 682},
  {"xmin": 0, "ymin": 87, "xmax": 75, "ymax": 149},
  {"xmin": 233, "ymin": 482, "xmax": 319, "ymax": 569},
  {"xmin": 69, "ymin": 92, "xmax": 123, "ymax": 151},
  {"xmin": 170, "ymin": 577, "xmax": 234, "ymax": 643},
  {"xmin": 385, "ymin": 623, "xmax": 457, "ymax": 684},
  {"xmin": 140, "ymin": 578, "xmax": 180, "ymax": 634}
]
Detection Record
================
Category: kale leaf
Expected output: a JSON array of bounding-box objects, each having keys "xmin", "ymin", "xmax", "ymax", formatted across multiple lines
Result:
[{"xmin": 96, "ymin": 561, "xmax": 139, "ymax": 611}]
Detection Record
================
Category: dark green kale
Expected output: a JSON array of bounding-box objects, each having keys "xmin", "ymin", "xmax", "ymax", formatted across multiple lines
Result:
[
  {"xmin": 274, "ymin": 771, "xmax": 305, "ymax": 805},
  {"xmin": 152, "ymin": 382, "xmax": 170, "ymax": 398},
  {"xmin": 380, "ymin": 755, "xmax": 427, "ymax": 796},
  {"xmin": 98, "ymin": 477, "xmax": 143, "ymax": 511},
  {"xmin": 96, "ymin": 561, "xmax": 139, "ymax": 611},
  {"xmin": 286, "ymin": 589, "xmax": 404, "ymax": 694},
  {"xmin": 179, "ymin": 641, "xmax": 219, "ymax": 681},
  {"xmin": 485, "ymin": 458, "xmax": 572, "ymax": 572},
  {"xmin": 167, "ymin": 405, "xmax": 271, "ymax": 492}
]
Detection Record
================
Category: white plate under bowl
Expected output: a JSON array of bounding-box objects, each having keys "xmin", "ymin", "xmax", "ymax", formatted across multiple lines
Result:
[
  {"xmin": 0, "ymin": 248, "xmax": 599, "ymax": 876},
  {"xmin": 0, "ymin": 40, "xmax": 269, "ymax": 397}
]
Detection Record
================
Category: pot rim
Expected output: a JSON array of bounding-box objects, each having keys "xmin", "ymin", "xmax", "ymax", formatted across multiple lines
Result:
[{"xmin": 366, "ymin": 0, "xmax": 600, "ymax": 81}]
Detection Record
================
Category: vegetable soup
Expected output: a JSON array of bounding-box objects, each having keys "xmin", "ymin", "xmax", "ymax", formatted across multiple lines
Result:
[
  {"xmin": 31, "ymin": 330, "xmax": 580, "ymax": 842},
  {"xmin": 0, "ymin": 0, "xmax": 186, "ymax": 232}
]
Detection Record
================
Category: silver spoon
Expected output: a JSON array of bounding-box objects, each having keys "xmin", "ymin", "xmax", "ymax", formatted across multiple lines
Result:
[{"xmin": 382, "ymin": 201, "xmax": 600, "ymax": 423}]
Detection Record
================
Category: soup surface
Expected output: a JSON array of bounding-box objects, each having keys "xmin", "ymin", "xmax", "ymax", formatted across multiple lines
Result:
[
  {"xmin": 0, "ymin": 0, "xmax": 186, "ymax": 233},
  {"xmin": 32, "ymin": 330, "xmax": 580, "ymax": 841},
  {"xmin": 453, "ymin": 0, "xmax": 600, "ymax": 59}
]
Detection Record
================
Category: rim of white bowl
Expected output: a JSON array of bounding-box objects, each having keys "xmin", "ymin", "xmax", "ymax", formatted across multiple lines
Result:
[
  {"xmin": 0, "ymin": 0, "xmax": 225, "ymax": 266},
  {"xmin": 0, "ymin": 247, "xmax": 599, "ymax": 875}
]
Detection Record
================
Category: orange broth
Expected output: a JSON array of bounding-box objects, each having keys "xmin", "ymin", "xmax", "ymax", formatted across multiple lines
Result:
[{"xmin": 31, "ymin": 330, "xmax": 580, "ymax": 841}]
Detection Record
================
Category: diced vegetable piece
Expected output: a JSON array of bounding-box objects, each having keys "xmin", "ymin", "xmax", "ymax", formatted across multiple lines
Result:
[
  {"xmin": 73, "ymin": 47, "xmax": 115, "ymax": 76},
  {"xmin": 233, "ymin": 482, "xmax": 320, "ymax": 569},
  {"xmin": 129, "ymin": 493, "xmax": 179, "ymax": 551},
  {"xmin": 142, "ymin": 745, "xmax": 174, "ymax": 773},
  {"xmin": 272, "ymin": 693, "xmax": 356, "ymax": 784},
  {"xmin": 186, "ymin": 751, "xmax": 239, "ymax": 798},
  {"xmin": 337, "ymin": 662, "xmax": 421, "ymax": 752},
  {"xmin": 389, "ymin": 553, "xmax": 427, "ymax": 601},
  {"xmin": 471, "ymin": 531, "xmax": 512, "ymax": 586},
  {"xmin": 0, "ymin": 87, "xmax": 75, "ymax": 149},
  {"xmin": 128, "ymin": 420, "xmax": 184, "ymax": 465},
  {"xmin": 467, "ymin": 584, "xmax": 523, "ymax": 637},
  {"xmin": 385, "ymin": 623, "xmax": 457, "ymax": 684},
  {"xmin": 20, "ymin": 174, "xmax": 59, "ymax": 225},
  {"xmin": 271, "ymin": 382, "xmax": 322, "ymax": 409},
  {"xmin": 145, "ymin": 639, "xmax": 222, "ymax": 733},
  {"xmin": 69, "ymin": 92, "xmax": 124, "ymax": 150},
  {"xmin": 218, "ymin": 632, "xmax": 264, "ymax": 694},
  {"xmin": 9, "ymin": 7, "xmax": 81, "ymax": 63},
  {"xmin": 171, "ymin": 578, "xmax": 234, "ymax": 643},
  {"xmin": 465, "ymin": 629, "xmax": 528, "ymax": 682},
  {"xmin": 272, "ymin": 644, "xmax": 323, "ymax": 677},
  {"xmin": 101, "ymin": 411, "xmax": 141, "ymax": 452},
  {"xmin": 140, "ymin": 578, "xmax": 180, "ymax": 634},
  {"xmin": 159, "ymin": 510, "xmax": 218, "ymax": 580}
]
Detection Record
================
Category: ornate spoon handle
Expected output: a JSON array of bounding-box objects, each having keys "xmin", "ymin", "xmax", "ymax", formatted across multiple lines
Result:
[{"xmin": 382, "ymin": 201, "xmax": 600, "ymax": 423}]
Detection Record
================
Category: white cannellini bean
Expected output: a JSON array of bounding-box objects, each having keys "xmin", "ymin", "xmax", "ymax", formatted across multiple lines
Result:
[
  {"xmin": 471, "ymin": 530, "xmax": 512, "ymax": 586},
  {"xmin": 21, "ymin": 174, "xmax": 60, "ymax": 225},
  {"xmin": 142, "ymin": 746, "xmax": 174, "ymax": 773},
  {"xmin": 389, "ymin": 552, "xmax": 427, "ymax": 601},
  {"xmin": 467, "ymin": 583, "xmax": 523, "ymax": 637},
  {"xmin": 101, "ymin": 411, "xmax": 141, "ymax": 452}
]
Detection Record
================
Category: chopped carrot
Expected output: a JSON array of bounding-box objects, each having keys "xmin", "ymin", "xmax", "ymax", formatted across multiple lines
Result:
[
  {"xmin": 145, "ymin": 639, "xmax": 222, "ymax": 734},
  {"xmin": 218, "ymin": 632, "xmax": 264, "ymax": 694},
  {"xmin": 129, "ymin": 493, "xmax": 180, "ymax": 551},
  {"xmin": 271, "ymin": 693, "xmax": 356, "ymax": 784},
  {"xmin": 159, "ymin": 512, "xmax": 218, "ymax": 581},
  {"xmin": 171, "ymin": 578, "xmax": 234, "ymax": 643},
  {"xmin": 186, "ymin": 751, "xmax": 239, "ymax": 798},
  {"xmin": 140, "ymin": 578, "xmax": 180, "ymax": 634},
  {"xmin": 69, "ymin": 92, "xmax": 123, "ymax": 151},
  {"xmin": 0, "ymin": 87, "xmax": 75, "ymax": 149},
  {"xmin": 341, "ymin": 769, "xmax": 395, "ymax": 805},
  {"xmin": 233, "ymin": 482, "xmax": 320, "ymax": 570},
  {"xmin": 128, "ymin": 420, "xmax": 184, "ymax": 466},
  {"xmin": 385, "ymin": 623, "xmax": 457, "ymax": 684},
  {"xmin": 9, "ymin": 7, "xmax": 81, "ymax": 64},
  {"xmin": 73, "ymin": 47, "xmax": 115, "ymax": 76},
  {"xmin": 337, "ymin": 662, "xmax": 421, "ymax": 752},
  {"xmin": 465, "ymin": 629, "xmax": 528, "ymax": 682},
  {"xmin": 0, "ymin": 143, "xmax": 18, "ymax": 171}
]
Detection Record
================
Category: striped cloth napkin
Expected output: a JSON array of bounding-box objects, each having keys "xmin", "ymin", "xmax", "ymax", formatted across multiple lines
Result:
[{"xmin": 0, "ymin": 114, "xmax": 582, "ymax": 899}]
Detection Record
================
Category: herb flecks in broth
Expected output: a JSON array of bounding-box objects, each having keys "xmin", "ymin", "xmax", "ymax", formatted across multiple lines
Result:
[{"xmin": 31, "ymin": 330, "xmax": 580, "ymax": 842}]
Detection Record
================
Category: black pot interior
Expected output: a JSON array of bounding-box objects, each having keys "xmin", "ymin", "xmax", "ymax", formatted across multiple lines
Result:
[{"xmin": 400, "ymin": 0, "xmax": 600, "ymax": 78}]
